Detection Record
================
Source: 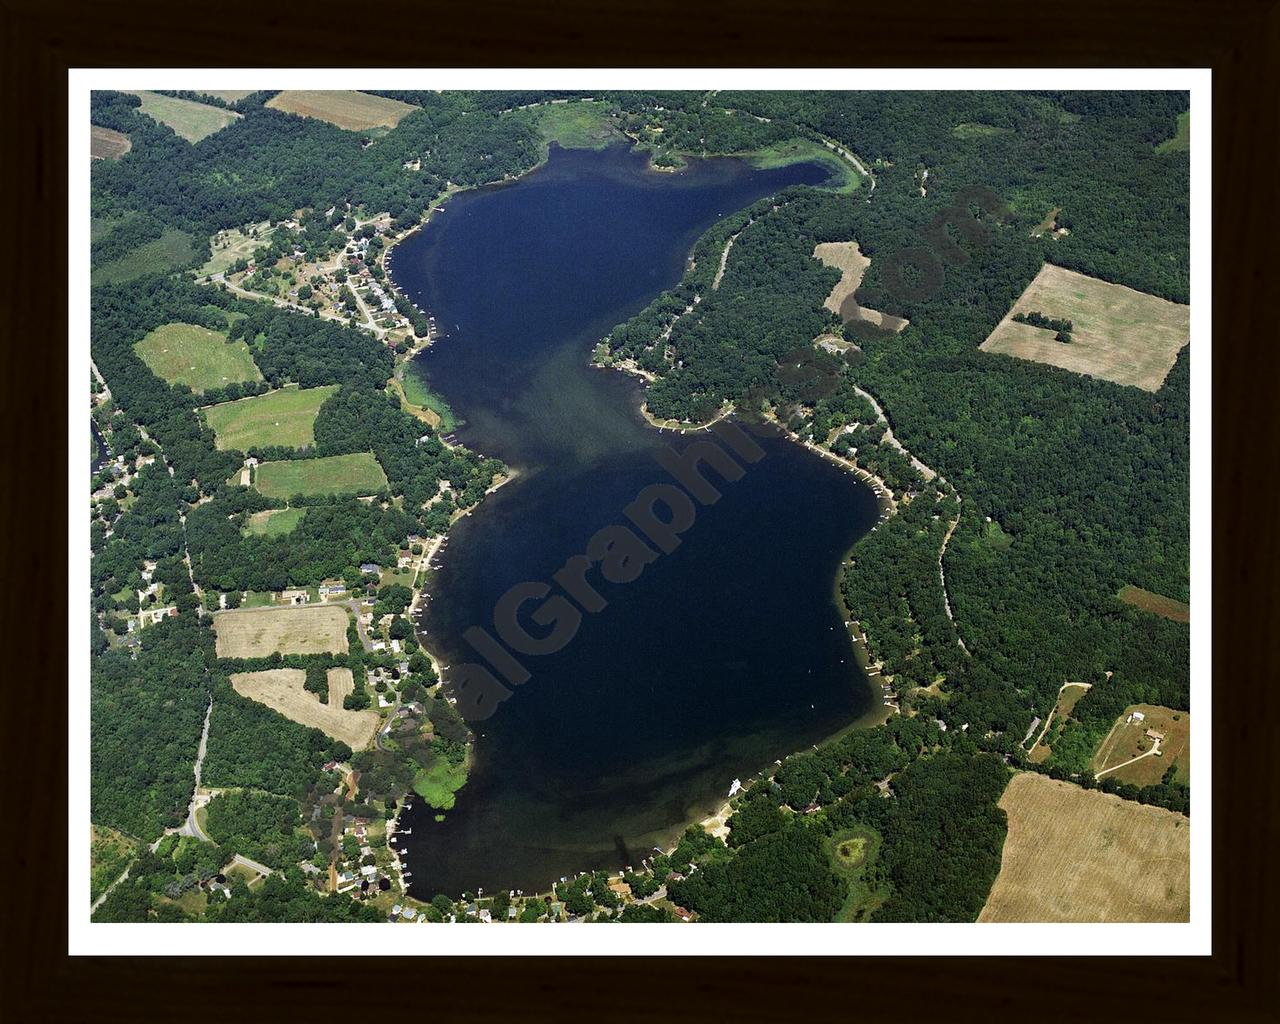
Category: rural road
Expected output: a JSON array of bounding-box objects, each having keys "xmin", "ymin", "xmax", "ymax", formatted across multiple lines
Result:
[{"xmin": 1096, "ymin": 737, "xmax": 1162, "ymax": 779}]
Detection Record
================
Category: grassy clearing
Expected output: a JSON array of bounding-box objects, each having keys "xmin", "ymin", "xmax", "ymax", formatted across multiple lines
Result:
[
  {"xmin": 126, "ymin": 91, "xmax": 242, "ymax": 142},
  {"xmin": 953, "ymin": 122, "xmax": 1006, "ymax": 139},
  {"xmin": 266, "ymin": 90, "xmax": 418, "ymax": 132},
  {"xmin": 1092, "ymin": 704, "xmax": 1190, "ymax": 787},
  {"xmin": 1156, "ymin": 112, "xmax": 1190, "ymax": 155},
  {"xmin": 413, "ymin": 757, "xmax": 468, "ymax": 810},
  {"xmin": 200, "ymin": 221, "xmax": 276, "ymax": 277},
  {"xmin": 400, "ymin": 366, "xmax": 457, "ymax": 431},
  {"xmin": 327, "ymin": 666, "xmax": 355, "ymax": 706},
  {"xmin": 254, "ymin": 451, "xmax": 387, "ymax": 499},
  {"xmin": 979, "ymin": 264, "xmax": 1190, "ymax": 391},
  {"xmin": 1027, "ymin": 683, "xmax": 1091, "ymax": 764},
  {"xmin": 90, "ymin": 825, "xmax": 138, "ymax": 903},
  {"xmin": 90, "ymin": 228, "xmax": 196, "ymax": 285},
  {"xmin": 1118, "ymin": 585, "xmax": 1190, "ymax": 623},
  {"xmin": 812, "ymin": 241, "xmax": 909, "ymax": 333},
  {"xmin": 134, "ymin": 322, "xmax": 262, "ymax": 394},
  {"xmin": 230, "ymin": 665, "xmax": 378, "ymax": 747},
  {"xmin": 824, "ymin": 825, "xmax": 884, "ymax": 922},
  {"xmin": 91, "ymin": 125, "xmax": 132, "ymax": 160},
  {"xmin": 203, "ymin": 384, "xmax": 336, "ymax": 451},
  {"xmin": 979, "ymin": 773, "xmax": 1189, "ymax": 922},
  {"xmin": 748, "ymin": 138, "xmax": 861, "ymax": 193},
  {"xmin": 537, "ymin": 100, "xmax": 619, "ymax": 150},
  {"xmin": 242, "ymin": 506, "xmax": 308, "ymax": 537},
  {"xmin": 214, "ymin": 605, "xmax": 349, "ymax": 658},
  {"xmin": 200, "ymin": 90, "xmax": 255, "ymax": 104}
]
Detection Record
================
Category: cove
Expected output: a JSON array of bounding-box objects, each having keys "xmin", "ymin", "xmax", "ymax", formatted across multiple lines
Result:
[{"xmin": 390, "ymin": 145, "xmax": 880, "ymax": 896}]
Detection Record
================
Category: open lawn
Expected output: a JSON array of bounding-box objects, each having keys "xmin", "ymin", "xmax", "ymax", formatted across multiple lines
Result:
[
  {"xmin": 1156, "ymin": 111, "xmax": 1190, "ymax": 154},
  {"xmin": 230, "ymin": 669, "xmax": 379, "ymax": 750},
  {"xmin": 980, "ymin": 264, "xmax": 1190, "ymax": 391},
  {"xmin": 254, "ymin": 452, "xmax": 387, "ymax": 499},
  {"xmin": 213, "ymin": 605, "xmax": 349, "ymax": 658},
  {"xmin": 200, "ymin": 222, "xmax": 276, "ymax": 277},
  {"xmin": 266, "ymin": 90, "xmax": 418, "ymax": 132},
  {"xmin": 203, "ymin": 384, "xmax": 336, "ymax": 451},
  {"xmin": 90, "ymin": 228, "xmax": 196, "ymax": 285},
  {"xmin": 812, "ymin": 241, "xmax": 909, "ymax": 333},
  {"xmin": 1092, "ymin": 705, "xmax": 1190, "ymax": 787},
  {"xmin": 979, "ymin": 773, "xmax": 1189, "ymax": 922},
  {"xmin": 134, "ymin": 322, "xmax": 262, "ymax": 394},
  {"xmin": 1118, "ymin": 585, "xmax": 1190, "ymax": 623},
  {"xmin": 126, "ymin": 91, "xmax": 242, "ymax": 142},
  {"xmin": 242, "ymin": 506, "xmax": 308, "ymax": 537},
  {"xmin": 91, "ymin": 125, "xmax": 132, "ymax": 160},
  {"xmin": 537, "ymin": 100, "xmax": 620, "ymax": 150}
]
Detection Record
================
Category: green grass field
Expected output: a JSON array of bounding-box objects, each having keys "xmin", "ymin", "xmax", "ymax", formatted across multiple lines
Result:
[
  {"xmin": 825, "ymin": 825, "xmax": 884, "ymax": 922},
  {"xmin": 90, "ymin": 227, "xmax": 196, "ymax": 285},
  {"xmin": 127, "ymin": 91, "xmax": 242, "ymax": 142},
  {"xmin": 199, "ymin": 222, "xmax": 276, "ymax": 277},
  {"xmin": 537, "ymin": 100, "xmax": 619, "ymax": 150},
  {"xmin": 242, "ymin": 506, "xmax": 309, "ymax": 537},
  {"xmin": 134, "ymin": 322, "xmax": 262, "ymax": 394},
  {"xmin": 1156, "ymin": 111, "xmax": 1190, "ymax": 154},
  {"xmin": 254, "ymin": 452, "xmax": 387, "ymax": 499},
  {"xmin": 203, "ymin": 384, "xmax": 337, "ymax": 451}
]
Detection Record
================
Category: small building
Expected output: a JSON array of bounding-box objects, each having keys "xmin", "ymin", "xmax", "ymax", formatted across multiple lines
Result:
[{"xmin": 1127, "ymin": 710, "xmax": 1146, "ymax": 724}]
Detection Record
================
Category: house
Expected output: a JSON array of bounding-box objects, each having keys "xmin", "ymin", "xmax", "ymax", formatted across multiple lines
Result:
[
  {"xmin": 1145, "ymin": 729, "xmax": 1166, "ymax": 742},
  {"xmin": 281, "ymin": 589, "xmax": 309, "ymax": 605},
  {"xmin": 478, "ymin": 909, "xmax": 492, "ymax": 923},
  {"xmin": 402, "ymin": 907, "xmax": 418, "ymax": 920},
  {"xmin": 359, "ymin": 563, "xmax": 381, "ymax": 574},
  {"xmin": 1127, "ymin": 710, "xmax": 1146, "ymax": 724},
  {"xmin": 673, "ymin": 906, "xmax": 692, "ymax": 921}
]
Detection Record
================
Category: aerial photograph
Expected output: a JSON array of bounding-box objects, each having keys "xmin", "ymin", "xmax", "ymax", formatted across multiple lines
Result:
[{"xmin": 84, "ymin": 83, "xmax": 1194, "ymax": 930}]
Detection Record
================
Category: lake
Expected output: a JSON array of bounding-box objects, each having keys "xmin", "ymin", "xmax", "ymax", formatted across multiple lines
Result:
[{"xmin": 389, "ymin": 144, "xmax": 880, "ymax": 896}]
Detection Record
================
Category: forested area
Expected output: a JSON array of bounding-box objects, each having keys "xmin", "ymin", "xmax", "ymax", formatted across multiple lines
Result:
[
  {"xmin": 89, "ymin": 88, "xmax": 1190, "ymax": 922},
  {"xmin": 203, "ymin": 790, "xmax": 310, "ymax": 870}
]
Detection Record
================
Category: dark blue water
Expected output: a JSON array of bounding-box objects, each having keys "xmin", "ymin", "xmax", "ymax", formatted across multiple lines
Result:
[{"xmin": 391, "ymin": 145, "xmax": 879, "ymax": 896}]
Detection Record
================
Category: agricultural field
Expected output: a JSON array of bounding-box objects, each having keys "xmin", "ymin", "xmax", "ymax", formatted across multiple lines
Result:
[
  {"xmin": 199, "ymin": 222, "xmax": 276, "ymax": 277},
  {"xmin": 90, "ymin": 825, "xmax": 138, "ymax": 903},
  {"xmin": 90, "ymin": 228, "xmax": 196, "ymax": 285},
  {"xmin": 1156, "ymin": 111, "xmax": 1190, "ymax": 154},
  {"xmin": 327, "ymin": 666, "xmax": 355, "ymax": 706},
  {"xmin": 230, "ymin": 669, "xmax": 379, "ymax": 750},
  {"xmin": 91, "ymin": 125, "xmax": 132, "ymax": 160},
  {"xmin": 265, "ymin": 90, "xmax": 418, "ymax": 132},
  {"xmin": 979, "ymin": 773, "xmax": 1190, "ymax": 923},
  {"xmin": 126, "ymin": 91, "xmax": 242, "ymax": 142},
  {"xmin": 812, "ymin": 241, "xmax": 909, "ymax": 333},
  {"xmin": 1118, "ymin": 584, "xmax": 1190, "ymax": 623},
  {"xmin": 213, "ymin": 605, "xmax": 350, "ymax": 658},
  {"xmin": 242, "ymin": 506, "xmax": 308, "ymax": 538},
  {"xmin": 1092, "ymin": 704, "xmax": 1191, "ymax": 787},
  {"xmin": 254, "ymin": 452, "xmax": 388, "ymax": 499},
  {"xmin": 980, "ymin": 264, "xmax": 1190, "ymax": 391},
  {"xmin": 202, "ymin": 384, "xmax": 337, "ymax": 451},
  {"xmin": 133, "ymin": 322, "xmax": 262, "ymax": 394},
  {"xmin": 537, "ymin": 100, "xmax": 620, "ymax": 150}
]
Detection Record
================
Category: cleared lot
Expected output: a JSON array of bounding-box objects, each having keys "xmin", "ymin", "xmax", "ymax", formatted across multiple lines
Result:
[
  {"xmin": 126, "ymin": 91, "xmax": 242, "ymax": 142},
  {"xmin": 266, "ymin": 90, "xmax": 418, "ymax": 132},
  {"xmin": 254, "ymin": 451, "xmax": 387, "ymax": 499},
  {"xmin": 231, "ymin": 669, "xmax": 378, "ymax": 750},
  {"xmin": 213, "ymin": 605, "xmax": 349, "ymax": 658},
  {"xmin": 203, "ymin": 384, "xmax": 336, "ymax": 451},
  {"xmin": 91, "ymin": 125, "xmax": 132, "ymax": 160},
  {"xmin": 980, "ymin": 264, "xmax": 1189, "ymax": 391},
  {"xmin": 134, "ymin": 322, "xmax": 262, "ymax": 394},
  {"xmin": 812, "ymin": 241, "xmax": 908, "ymax": 333},
  {"xmin": 979, "ymin": 773, "xmax": 1189, "ymax": 922}
]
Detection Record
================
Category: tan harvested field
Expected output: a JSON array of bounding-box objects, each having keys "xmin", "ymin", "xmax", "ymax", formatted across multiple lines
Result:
[
  {"xmin": 266, "ymin": 90, "xmax": 418, "ymax": 132},
  {"xmin": 980, "ymin": 264, "xmax": 1190, "ymax": 391},
  {"xmin": 213, "ymin": 605, "xmax": 349, "ymax": 658},
  {"xmin": 1092, "ymin": 704, "xmax": 1190, "ymax": 787},
  {"xmin": 812, "ymin": 241, "xmax": 908, "ymax": 333},
  {"xmin": 230, "ymin": 669, "xmax": 379, "ymax": 750},
  {"xmin": 327, "ymin": 666, "xmax": 355, "ymax": 706},
  {"xmin": 91, "ymin": 125, "xmax": 132, "ymax": 160},
  {"xmin": 979, "ymin": 773, "xmax": 1189, "ymax": 922},
  {"xmin": 1118, "ymin": 585, "xmax": 1190, "ymax": 623}
]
